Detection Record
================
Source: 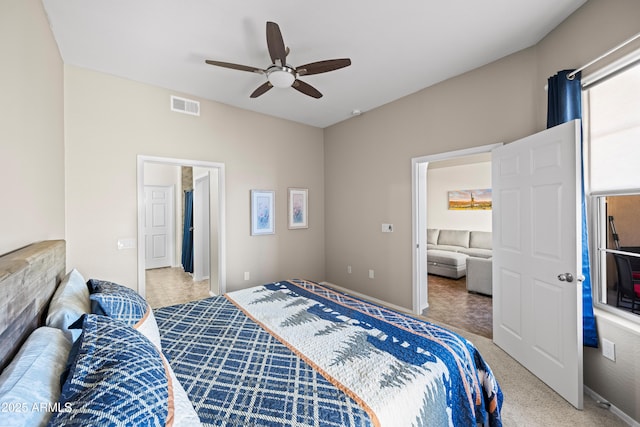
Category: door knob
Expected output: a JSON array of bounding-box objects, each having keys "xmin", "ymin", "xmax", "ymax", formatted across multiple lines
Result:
[{"xmin": 557, "ymin": 273, "xmax": 574, "ymax": 282}]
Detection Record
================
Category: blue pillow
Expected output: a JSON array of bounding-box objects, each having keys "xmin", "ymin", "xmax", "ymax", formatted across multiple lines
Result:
[
  {"xmin": 87, "ymin": 279, "xmax": 162, "ymax": 350},
  {"xmin": 87, "ymin": 279, "xmax": 147, "ymax": 323},
  {"xmin": 48, "ymin": 314, "xmax": 169, "ymax": 426}
]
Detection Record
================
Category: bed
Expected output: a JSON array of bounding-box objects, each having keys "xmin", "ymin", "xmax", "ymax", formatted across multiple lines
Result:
[{"xmin": 0, "ymin": 241, "xmax": 503, "ymax": 427}]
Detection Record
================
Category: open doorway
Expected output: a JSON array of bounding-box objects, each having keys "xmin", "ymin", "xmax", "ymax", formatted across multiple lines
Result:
[
  {"xmin": 137, "ymin": 155, "xmax": 226, "ymax": 306},
  {"xmin": 411, "ymin": 143, "xmax": 501, "ymax": 315},
  {"xmin": 422, "ymin": 153, "xmax": 493, "ymax": 338}
]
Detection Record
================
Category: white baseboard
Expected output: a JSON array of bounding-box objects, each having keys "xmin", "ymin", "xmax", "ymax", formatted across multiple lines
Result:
[
  {"xmin": 584, "ymin": 385, "xmax": 638, "ymax": 426},
  {"xmin": 320, "ymin": 281, "xmax": 412, "ymax": 314}
]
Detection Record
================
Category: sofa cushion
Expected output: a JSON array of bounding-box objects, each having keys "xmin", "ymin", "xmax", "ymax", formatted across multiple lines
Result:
[
  {"xmin": 466, "ymin": 256, "xmax": 493, "ymax": 296},
  {"xmin": 437, "ymin": 230, "xmax": 470, "ymax": 248},
  {"xmin": 470, "ymin": 231, "xmax": 492, "ymax": 250},
  {"xmin": 427, "ymin": 249, "xmax": 468, "ymax": 266},
  {"xmin": 433, "ymin": 245, "xmax": 465, "ymax": 252},
  {"xmin": 459, "ymin": 247, "xmax": 493, "ymax": 259},
  {"xmin": 427, "ymin": 229, "xmax": 440, "ymax": 245},
  {"xmin": 427, "ymin": 250, "xmax": 468, "ymax": 279}
]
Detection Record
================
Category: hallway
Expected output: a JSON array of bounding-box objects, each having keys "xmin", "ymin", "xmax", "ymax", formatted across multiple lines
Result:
[{"xmin": 146, "ymin": 267, "xmax": 211, "ymax": 308}]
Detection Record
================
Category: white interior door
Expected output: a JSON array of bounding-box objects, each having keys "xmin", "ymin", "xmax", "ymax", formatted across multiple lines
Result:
[
  {"xmin": 492, "ymin": 119, "xmax": 583, "ymax": 409},
  {"xmin": 144, "ymin": 185, "xmax": 174, "ymax": 269},
  {"xmin": 413, "ymin": 161, "xmax": 429, "ymax": 312}
]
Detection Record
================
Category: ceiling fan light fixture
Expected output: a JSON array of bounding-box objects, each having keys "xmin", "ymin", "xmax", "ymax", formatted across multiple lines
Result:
[
  {"xmin": 267, "ymin": 66, "xmax": 296, "ymax": 88},
  {"xmin": 205, "ymin": 22, "xmax": 351, "ymax": 99}
]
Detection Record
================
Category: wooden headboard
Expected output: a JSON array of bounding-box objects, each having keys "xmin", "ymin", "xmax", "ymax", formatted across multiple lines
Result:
[{"xmin": 0, "ymin": 240, "xmax": 65, "ymax": 372}]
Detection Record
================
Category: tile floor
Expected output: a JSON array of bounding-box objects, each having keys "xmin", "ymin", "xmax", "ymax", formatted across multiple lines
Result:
[
  {"xmin": 421, "ymin": 274, "xmax": 493, "ymax": 339},
  {"xmin": 145, "ymin": 267, "xmax": 211, "ymax": 309}
]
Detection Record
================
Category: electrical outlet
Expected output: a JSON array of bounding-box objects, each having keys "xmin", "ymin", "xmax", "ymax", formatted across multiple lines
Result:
[
  {"xmin": 369, "ymin": 269, "xmax": 375, "ymax": 279},
  {"xmin": 381, "ymin": 223, "xmax": 393, "ymax": 232},
  {"xmin": 347, "ymin": 265, "xmax": 352, "ymax": 274},
  {"xmin": 244, "ymin": 272, "xmax": 250, "ymax": 281},
  {"xmin": 602, "ymin": 339, "xmax": 615, "ymax": 361}
]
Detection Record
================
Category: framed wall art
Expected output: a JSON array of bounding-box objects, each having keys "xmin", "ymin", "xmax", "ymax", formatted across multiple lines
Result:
[
  {"xmin": 250, "ymin": 190, "xmax": 275, "ymax": 235},
  {"xmin": 288, "ymin": 188, "xmax": 308, "ymax": 229},
  {"xmin": 448, "ymin": 189, "xmax": 492, "ymax": 210}
]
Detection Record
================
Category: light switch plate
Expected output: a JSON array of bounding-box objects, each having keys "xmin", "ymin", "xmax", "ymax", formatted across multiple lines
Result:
[{"xmin": 117, "ymin": 238, "xmax": 136, "ymax": 250}]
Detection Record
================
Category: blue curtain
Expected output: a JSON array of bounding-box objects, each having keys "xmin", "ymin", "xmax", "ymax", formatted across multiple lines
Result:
[
  {"xmin": 547, "ymin": 69, "xmax": 598, "ymax": 348},
  {"xmin": 181, "ymin": 190, "xmax": 194, "ymax": 274}
]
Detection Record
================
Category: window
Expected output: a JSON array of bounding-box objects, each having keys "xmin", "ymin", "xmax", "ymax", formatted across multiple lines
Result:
[{"xmin": 585, "ymin": 58, "xmax": 640, "ymax": 320}]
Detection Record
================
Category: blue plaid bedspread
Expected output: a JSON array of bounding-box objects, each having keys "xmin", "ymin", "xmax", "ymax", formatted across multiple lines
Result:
[{"xmin": 155, "ymin": 280, "xmax": 502, "ymax": 427}]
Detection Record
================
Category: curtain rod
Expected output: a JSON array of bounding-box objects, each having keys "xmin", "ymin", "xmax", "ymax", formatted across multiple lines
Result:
[{"xmin": 567, "ymin": 32, "xmax": 640, "ymax": 80}]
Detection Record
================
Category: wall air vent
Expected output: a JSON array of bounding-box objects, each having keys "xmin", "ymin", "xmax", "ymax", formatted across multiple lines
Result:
[{"xmin": 170, "ymin": 95, "xmax": 200, "ymax": 116}]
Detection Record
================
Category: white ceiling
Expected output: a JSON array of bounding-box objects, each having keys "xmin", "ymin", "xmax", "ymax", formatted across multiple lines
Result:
[{"xmin": 41, "ymin": 0, "xmax": 587, "ymax": 128}]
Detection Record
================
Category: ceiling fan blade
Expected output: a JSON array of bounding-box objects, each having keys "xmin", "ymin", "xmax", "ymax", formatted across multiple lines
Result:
[
  {"xmin": 266, "ymin": 21, "xmax": 287, "ymax": 66},
  {"xmin": 250, "ymin": 81, "xmax": 273, "ymax": 98},
  {"xmin": 296, "ymin": 58, "xmax": 351, "ymax": 76},
  {"xmin": 292, "ymin": 80, "xmax": 322, "ymax": 99},
  {"xmin": 205, "ymin": 60, "xmax": 264, "ymax": 74}
]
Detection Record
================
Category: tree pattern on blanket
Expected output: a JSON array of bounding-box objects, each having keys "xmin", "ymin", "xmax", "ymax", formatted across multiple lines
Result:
[
  {"xmin": 281, "ymin": 308, "xmax": 319, "ymax": 327},
  {"xmin": 330, "ymin": 331, "xmax": 382, "ymax": 366},
  {"xmin": 249, "ymin": 289, "xmax": 290, "ymax": 304},
  {"xmin": 315, "ymin": 321, "xmax": 350, "ymax": 336},
  {"xmin": 381, "ymin": 359, "xmax": 425, "ymax": 389},
  {"xmin": 277, "ymin": 298, "xmax": 435, "ymax": 391},
  {"xmin": 252, "ymin": 286, "xmax": 439, "ymax": 392},
  {"xmin": 415, "ymin": 382, "xmax": 450, "ymax": 427},
  {"xmin": 284, "ymin": 297, "xmax": 310, "ymax": 308}
]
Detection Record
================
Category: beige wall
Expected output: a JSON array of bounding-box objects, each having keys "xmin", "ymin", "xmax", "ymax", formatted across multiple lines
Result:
[
  {"xmin": 324, "ymin": 46, "xmax": 538, "ymax": 306},
  {"xmin": 0, "ymin": 0, "xmax": 64, "ymax": 255},
  {"xmin": 427, "ymin": 162, "xmax": 492, "ymax": 231},
  {"xmin": 64, "ymin": 66, "xmax": 325, "ymax": 291},
  {"xmin": 324, "ymin": 0, "xmax": 640, "ymax": 421},
  {"xmin": 584, "ymin": 311, "xmax": 640, "ymax": 422}
]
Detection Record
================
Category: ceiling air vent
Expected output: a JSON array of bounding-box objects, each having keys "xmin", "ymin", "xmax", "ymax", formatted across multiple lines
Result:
[{"xmin": 170, "ymin": 95, "xmax": 200, "ymax": 116}]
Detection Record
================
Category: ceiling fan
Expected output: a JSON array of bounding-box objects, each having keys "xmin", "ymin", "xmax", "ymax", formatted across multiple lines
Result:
[{"xmin": 205, "ymin": 21, "xmax": 351, "ymax": 99}]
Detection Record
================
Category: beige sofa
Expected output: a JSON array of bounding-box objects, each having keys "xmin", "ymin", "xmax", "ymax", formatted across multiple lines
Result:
[{"xmin": 426, "ymin": 229, "xmax": 492, "ymax": 287}]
